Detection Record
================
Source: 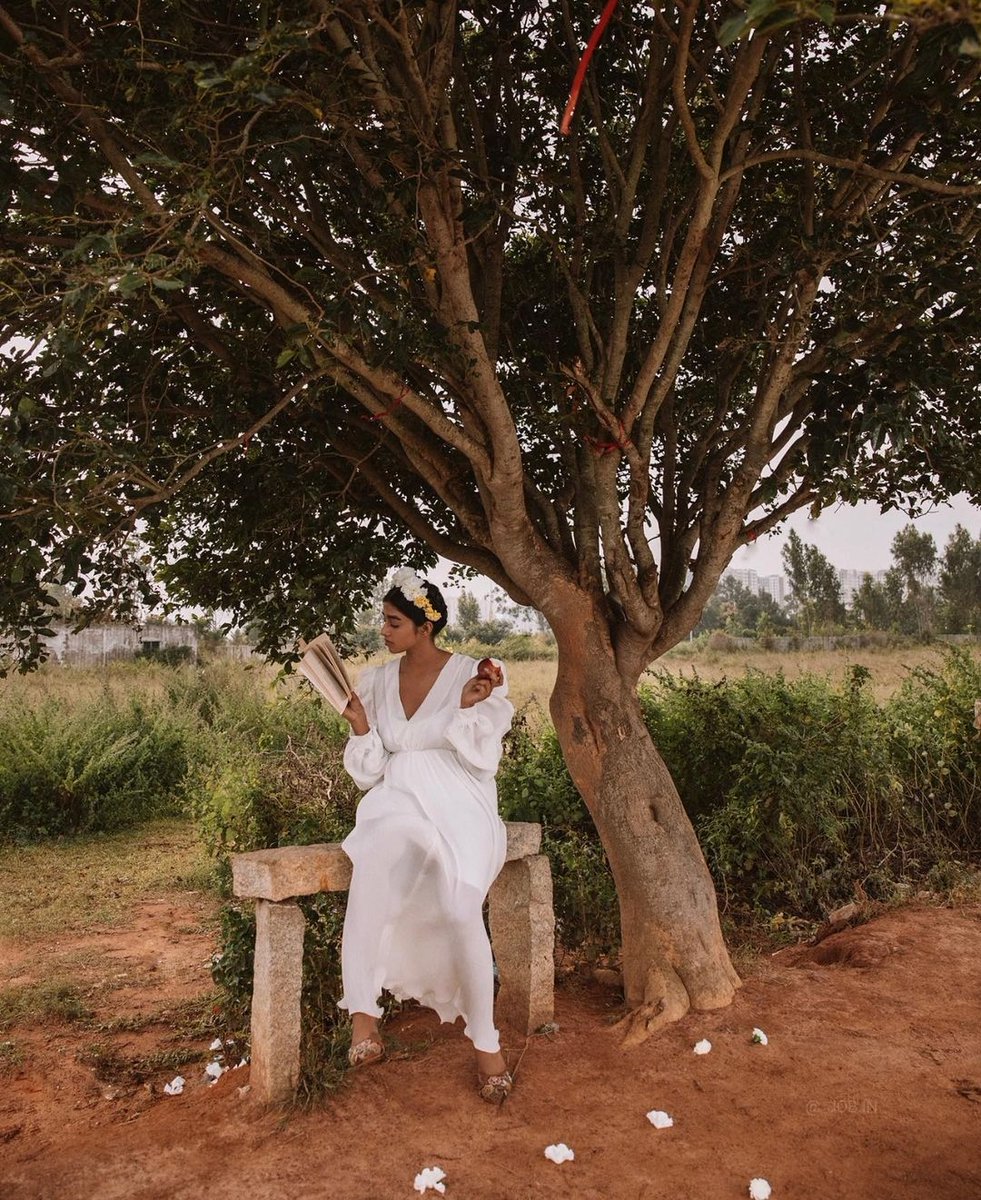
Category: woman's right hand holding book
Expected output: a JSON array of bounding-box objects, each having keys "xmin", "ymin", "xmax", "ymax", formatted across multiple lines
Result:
[{"xmin": 342, "ymin": 693, "xmax": 370, "ymax": 736}]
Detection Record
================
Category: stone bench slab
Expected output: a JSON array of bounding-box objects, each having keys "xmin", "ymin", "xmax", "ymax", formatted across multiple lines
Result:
[{"xmin": 232, "ymin": 820, "xmax": 543, "ymax": 902}]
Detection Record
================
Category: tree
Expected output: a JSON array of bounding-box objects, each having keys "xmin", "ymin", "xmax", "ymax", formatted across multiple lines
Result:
[
  {"xmin": 782, "ymin": 531, "xmax": 846, "ymax": 634},
  {"xmin": 937, "ymin": 525, "xmax": 981, "ymax": 633},
  {"xmin": 890, "ymin": 525, "xmax": 938, "ymax": 636},
  {"xmin": 696, "ymin": 576, "xmax": 789, "ymax": 636},
  {"xmin": 850, "ymin": 573, "xmax": 894, "ymax": 631},
  {"xmin": 3, "ymin": 3, "xmax": 980, "ymax": 1035},
  {"xmin": 457, "ymin": 591, "xmax": 482, "ymax": 637}
]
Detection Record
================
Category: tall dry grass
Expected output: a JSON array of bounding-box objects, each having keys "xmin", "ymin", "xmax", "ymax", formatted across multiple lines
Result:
[
  {"xmin": 7, "ymin": 641, "xmax": 978, "ymax": 715},
  {"xmin": 499, "ymin": 643, "xmax": 981, "ymax": 710}
]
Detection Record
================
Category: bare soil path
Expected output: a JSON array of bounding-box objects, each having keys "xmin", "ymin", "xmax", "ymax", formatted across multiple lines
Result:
[{"xmin": 1, "ymin": 885, "xmax": 979, "ymax": 1199}]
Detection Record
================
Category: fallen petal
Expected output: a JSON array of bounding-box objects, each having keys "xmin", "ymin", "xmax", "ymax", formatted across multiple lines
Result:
[
  {"xmin": 210, "ymin": 1038, "xmax": 224, "ymax": 1051},
  {"xmin": 163, "ymin": 1076, "xmax": 185, "ymax": 1096},
  {"xmin": 646, "ymin": 1109, "xmax": 674, "ymax": 1129},
  {"xmin": 544, "ymin": 1143, "xmax": 575, "ymax": 1164},
  {"xmin": 751, "ymin": 1028, "xmax": 769, "ymax": 1046},
  {"xmin": 413, "ymin": 1165, "xmax": 447, "ymax": 1194},
  {"xmin": 693, "ymin": 1039, "xmax": 712, "ymax": 1055},
  {"xmin": 205, "ymin": 1060, "xmax": 225, "ymax": 1079},
  {"xmin": 749, "ymin": 1178, "xmax": 772, "ymax": 1199}
]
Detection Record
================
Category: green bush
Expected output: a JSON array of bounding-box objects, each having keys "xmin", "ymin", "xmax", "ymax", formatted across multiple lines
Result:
[
  {"xmin": 498, "ymin": 650, "xmax": 981, "ymax": 939},
  {"xmin": 497, "ymin": 707, "xmax": 618, "ymax": 956},
  {"xmin": 0, "ymin": 695, "xmax": 192, "ymax": 839},
  {"xmin": 885, "ymin": 648, "xmax": 980, "ymax": 854}
]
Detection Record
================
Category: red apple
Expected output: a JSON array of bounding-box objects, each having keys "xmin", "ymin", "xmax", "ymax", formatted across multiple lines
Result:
[{"xmin": 476, "ymin": 657, "xmax": 503, "ymax": 688}]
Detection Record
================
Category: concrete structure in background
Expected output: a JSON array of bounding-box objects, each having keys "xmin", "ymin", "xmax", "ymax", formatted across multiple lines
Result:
[
  {"xmin": 41, "ymin": 620, "xmax": 199, "ymax": 666},
  {"xmin": 724, "ymin": 567, "xmax": 760, "ymax": 593},
  {"xmin": 758, "ymin": 574, "xmax": 786, "ymax": 604},
  {"xmin": 722, "ymin": 568, "xmax": 786, "ymax": 604},
  {"xmin": 838, "ymin": 568, "xmax": 890, "ymax": 605},
  {"xmin": 722, "ymin": 566, "xmax": 896, "ymax": 607}
]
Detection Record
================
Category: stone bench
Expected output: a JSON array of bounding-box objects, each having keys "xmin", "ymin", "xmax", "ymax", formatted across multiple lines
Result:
[{"xmin": 230, "ymin": 822, "xmax": 555, "ymax": 1104}]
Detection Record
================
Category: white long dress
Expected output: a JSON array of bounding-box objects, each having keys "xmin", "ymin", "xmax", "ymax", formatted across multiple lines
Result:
[{"xmin": 339, "ymin": 653, "xmax": 513, "ymax": 1053}]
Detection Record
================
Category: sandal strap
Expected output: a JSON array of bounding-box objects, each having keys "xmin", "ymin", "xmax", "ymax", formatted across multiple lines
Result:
[
  {"xmin": 349, "ymin": 1038, "xmax": 384, "ymax": 1066},
  {"xmin": 477, "ymin": 1070, "xmax": 513, "ymax": 1102}
]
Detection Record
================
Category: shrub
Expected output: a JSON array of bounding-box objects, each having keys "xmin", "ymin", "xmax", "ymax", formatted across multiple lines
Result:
[
  {"xmin": 0, "ymin": 695, "xmax": 192, "ymax": 840},
  {"xmin": 498, "ymin": 707, "xmax": 618, "ymax": 956},
  {"xmin": 884, "ymin": 647, "xmax": 981, "ymax": 856}
]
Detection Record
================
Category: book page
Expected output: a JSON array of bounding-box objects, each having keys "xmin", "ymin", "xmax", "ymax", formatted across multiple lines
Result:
[{"xmin": 297, "ymin": 633, "xmax": 353, "ymax": 715}]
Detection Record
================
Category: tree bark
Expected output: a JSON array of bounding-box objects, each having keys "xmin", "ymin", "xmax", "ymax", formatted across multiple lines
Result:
[{"xmin": 548, "ymin": 601, "xmax": 740, "ymax": 1044}]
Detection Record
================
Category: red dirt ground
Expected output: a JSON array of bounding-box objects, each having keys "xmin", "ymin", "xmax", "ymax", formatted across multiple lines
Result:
[{"xmin": 1, "ymin": 896, "xmax": 980, "ymax": 1200}]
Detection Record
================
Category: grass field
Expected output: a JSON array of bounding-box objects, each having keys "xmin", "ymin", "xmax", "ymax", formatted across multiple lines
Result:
[
  {"xmin": 0, "ymin": 819, "xmax": 213, "ymax": 939},
  {"xmin": 492, "ymin": 642, "xmax": 981, "ymax": 711},
  {"xmin": 5, "ymin": 642, "xmax": 977, "ymax": 718}
]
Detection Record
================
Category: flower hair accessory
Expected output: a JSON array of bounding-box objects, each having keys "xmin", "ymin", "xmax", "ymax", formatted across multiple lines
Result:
[{"xmin": 391, "ymin": 567, "xmax": 441, "ymax": 624}]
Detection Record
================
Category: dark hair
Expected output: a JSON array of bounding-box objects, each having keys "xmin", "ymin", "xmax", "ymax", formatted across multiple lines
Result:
[{"xmin": 383, "ymin": 579, "xmax": 448, "ymax": 636}]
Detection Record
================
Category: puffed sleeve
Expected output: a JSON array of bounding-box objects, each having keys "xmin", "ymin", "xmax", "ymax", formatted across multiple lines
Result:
[
  {"xmin": 443, "ymin": 662, "xmax": 515, "ymax": 780},
  {"xmin": 342, "ymin": 667, "xmax": 390, "ymax": 789}
]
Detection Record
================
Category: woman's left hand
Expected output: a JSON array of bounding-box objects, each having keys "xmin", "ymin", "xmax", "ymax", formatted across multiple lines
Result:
[{"xmin": 460, "ymin": 677, "xmax": 493, "ymax": 709}]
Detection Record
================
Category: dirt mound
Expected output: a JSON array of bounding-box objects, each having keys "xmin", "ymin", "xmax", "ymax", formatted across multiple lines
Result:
[{"xmin": 2, "ymin": 903, "xmax": 980, "ymax": 1200}]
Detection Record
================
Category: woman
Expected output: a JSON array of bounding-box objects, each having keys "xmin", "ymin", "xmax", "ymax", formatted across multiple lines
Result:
[{"xmin": 339, "ymin": 568, "xmax": 515, "ymax": 1102}]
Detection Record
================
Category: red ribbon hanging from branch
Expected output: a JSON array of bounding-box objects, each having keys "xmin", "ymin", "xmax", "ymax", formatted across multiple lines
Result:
[{"xmin": 560, "ymin": 0, "xmax": 622, "ymax": 136}]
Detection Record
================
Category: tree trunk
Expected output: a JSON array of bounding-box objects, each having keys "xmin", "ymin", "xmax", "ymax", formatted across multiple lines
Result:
[{"xmin": 549, "ymin": 610, "xmax": 740, "ymax": 1044}]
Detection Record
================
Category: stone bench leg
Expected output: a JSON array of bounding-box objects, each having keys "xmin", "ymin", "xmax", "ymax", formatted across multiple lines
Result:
[
  {"xmin": 250, "ymin": 898, "xmax": 305, "ymax": 1104},
  {"xmin": 488, "ymin": 853, "xmax": 555, "ymax": 1035}
]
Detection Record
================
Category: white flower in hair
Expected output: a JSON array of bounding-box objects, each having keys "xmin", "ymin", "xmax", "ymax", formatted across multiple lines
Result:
[{"xmin": 390, "ymin": 567, "xmax": 440, "ymax": 623}]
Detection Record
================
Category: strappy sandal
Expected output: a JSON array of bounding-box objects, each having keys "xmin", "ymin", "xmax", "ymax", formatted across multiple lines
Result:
[
  {"xmin": 477, "ymin": 1070, "xmax": 513, "ymax": 1104},
  {"xmin": 348, "ymin": 1037, "xmax": 385, "ymax": 1069}
]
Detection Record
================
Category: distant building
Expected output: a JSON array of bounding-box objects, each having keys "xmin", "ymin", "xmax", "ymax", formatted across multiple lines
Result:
[
  {"xmin": 724, "ymin": 568, "xmax": 760, "ymax": 593},
  {"xmin": 838, "ymin": 568, "xmax": 889, "ymax": 605},
  {"xmin": 758, "ymin": 575, "xmax": 786, "ymax": 605},
  {"xmin": 722, "ymin": 568, "xmax": 786, "ymax": 605},
  {"xmin": 41, "ymin": 620, "xmax": 199, "ymax": 666}
]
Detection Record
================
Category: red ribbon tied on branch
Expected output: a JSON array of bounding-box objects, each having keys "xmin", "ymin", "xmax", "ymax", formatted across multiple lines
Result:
[
  {"xmin": 560, "ymin": 0, "xmax": 622, "ymax": 136},
  {"xmin": 364, "ymin": 385, "xmax": 407, "ymax": 422}
]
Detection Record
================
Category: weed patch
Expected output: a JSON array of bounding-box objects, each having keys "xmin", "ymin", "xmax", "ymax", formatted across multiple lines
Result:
[{"xmin": 0, "ymin": 981, "xmax": 92, "ymax": 1029}]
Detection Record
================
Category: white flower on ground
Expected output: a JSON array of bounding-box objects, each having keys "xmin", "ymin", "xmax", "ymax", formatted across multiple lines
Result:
[
  {"xmin": 163, "ymin": 1076, "xmax": 185, "ymax": 1096},
  {"xmin": 205, "ymin": 1060, "xmax": 225, "ymax": 1080},
  {"xmin": 748, "ymin": 1178, "xmax": 772, "ymax": 1199},
  {"xmin": 646, "ymin": 1110, "xmax": 674, "ymax": 1129},
  {"xmin": 209, "ymin": 1038, "xmax": 224, "ymax": 1051},
  {"xmin": 413, "ymin": 1166, "xmax": 447, "ymax": 1194},
  {"xmin": 544, "ymin": 1143, "xmax": 575, "ymax": 1164},
  {"xmin": 751, "ymin": 1028, "xmax": 769, "ymax": 1045},
  {"xmin": 693, "ymin": 1039, "xmax": 712, "ymax": 1055}
]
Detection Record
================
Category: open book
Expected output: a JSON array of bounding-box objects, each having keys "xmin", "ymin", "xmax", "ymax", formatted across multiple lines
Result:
[{"xmin": 297, "ymin": 633, "xmax": 354, "ymax": 715}]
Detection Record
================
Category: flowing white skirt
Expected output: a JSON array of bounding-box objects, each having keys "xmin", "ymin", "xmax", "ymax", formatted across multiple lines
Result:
[{"xmin": 339, "ymin": 747, "xmax": 507, "ymax": 1053}]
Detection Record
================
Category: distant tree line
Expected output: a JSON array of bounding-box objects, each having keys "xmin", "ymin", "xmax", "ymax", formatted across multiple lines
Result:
[{"xmin": 697, "ymin": 525, "xmax": 981, "ymax": 639}]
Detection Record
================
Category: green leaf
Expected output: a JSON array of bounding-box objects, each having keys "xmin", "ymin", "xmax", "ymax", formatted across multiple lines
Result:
[
  {"xmin": 718, "ymin": 14, "xmax": 750, "ymax": 46},
  {"xmin": 115, "ymin": 273, "xmax": 144, "ymax": 296}
]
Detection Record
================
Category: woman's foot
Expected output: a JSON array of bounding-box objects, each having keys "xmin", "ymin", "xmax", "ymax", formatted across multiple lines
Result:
[
  {"xmin": 348, "ymin": 1013, "xmax": 384, "ymax": 1069},
  {"xmin": 475, "ymin": 1048, "xmax": 512, "ymax": 1103}
]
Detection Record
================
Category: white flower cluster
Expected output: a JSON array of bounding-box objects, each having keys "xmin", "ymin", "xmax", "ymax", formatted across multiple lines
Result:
[{"xmin": 390, "ymin": 567, "xmax": 440, "ymax": 623}]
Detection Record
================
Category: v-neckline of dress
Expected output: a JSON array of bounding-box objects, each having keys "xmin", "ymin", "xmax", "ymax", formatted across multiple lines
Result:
[{"xmin": 395, "ymin": 654, "xmax": 455, "ymax": 722}]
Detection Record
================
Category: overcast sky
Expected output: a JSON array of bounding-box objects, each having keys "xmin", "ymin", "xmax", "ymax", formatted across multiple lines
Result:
[
  {"xmin": 728, "ymin": 493, "xmax": 981, "ymax": 577},
  {"xmin": 433, "ymin": 492, "xmax": 980, "ymax": 613}
]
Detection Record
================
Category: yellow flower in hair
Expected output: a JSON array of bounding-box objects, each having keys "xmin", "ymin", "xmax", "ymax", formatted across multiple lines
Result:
[{"xmin": 412, "ymin": 592, "xmax": 441, "ymax": 623}]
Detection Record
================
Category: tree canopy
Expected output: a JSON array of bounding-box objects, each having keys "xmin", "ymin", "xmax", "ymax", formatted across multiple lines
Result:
[{"xmin": 2, "ymin": 1, "xmax": 980, "ymax": 670}]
